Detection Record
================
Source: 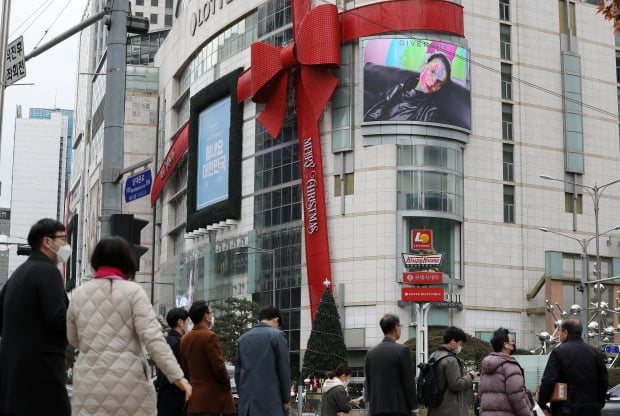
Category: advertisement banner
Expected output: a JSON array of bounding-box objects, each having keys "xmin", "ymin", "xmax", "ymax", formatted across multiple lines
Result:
[
  {"xmin": 363, "ymin": 37, "xmax": 471, "ymax": 130},
  {"xmin": 197, "ymin": 97, "xmax": 231, "ymax": 210}
]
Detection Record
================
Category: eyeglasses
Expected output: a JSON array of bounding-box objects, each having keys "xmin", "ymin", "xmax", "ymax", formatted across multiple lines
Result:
[{"xmin": 47, "ymin": 235, "xmax": 67, "ymax": 242}]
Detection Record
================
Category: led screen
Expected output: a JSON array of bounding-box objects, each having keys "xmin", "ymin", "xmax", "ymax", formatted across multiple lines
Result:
[{"xmin": 363, "ymin": 38, "xmax": 471, "ymax": 130}]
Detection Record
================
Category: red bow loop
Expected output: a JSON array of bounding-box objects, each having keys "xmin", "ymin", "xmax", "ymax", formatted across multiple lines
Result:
[{"xmin": 295, "ymin": 5, "xmax": 341, "ymax": 68}]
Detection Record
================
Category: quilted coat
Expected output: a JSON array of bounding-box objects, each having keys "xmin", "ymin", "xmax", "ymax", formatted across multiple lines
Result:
[
  {"xmin": 478, "ymin": 352, "xmax": 532, "ymax": 416},
  {"xmin": 67, "ymin": 278, "xmax": 185, "ymax": 416}
]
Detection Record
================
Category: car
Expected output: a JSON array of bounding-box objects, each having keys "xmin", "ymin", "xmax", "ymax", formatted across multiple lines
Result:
[{"xmin": 603, "ymin": 384, "xmax": 620, "ymax": 416}]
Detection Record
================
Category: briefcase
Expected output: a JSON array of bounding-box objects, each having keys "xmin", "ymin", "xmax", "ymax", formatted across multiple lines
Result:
[{"xmin": 550, "ymin": 382, "xmax": 567, "ymax": 402}]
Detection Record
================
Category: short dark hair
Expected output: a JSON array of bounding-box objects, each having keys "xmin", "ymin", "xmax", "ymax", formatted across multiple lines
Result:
[
  {"xmin": 189, "ymin": 300, "xmax": 210, "ymax": 325},
  {"xmin": 443, "ymin": 326, "xmax": 467, "ymax": 344},
  {"xmin": 166, "ymin": 307, "xmax": 189, "ymax": 329},
  {"xmin": 561, "ymin": 318, "xmax": 583, "ymax": 337},
  {"xmin": 325, "ymin": 364, "xmax": 352, "ymax": 379},
  {"xmin": 426, "ymin": 52, "xmax": 452, "ymax": 83},
  {"xmin": 490, "ymin": 327, "xmax": 510, "ymax": 352},
  {"xmin": 90, "ymin": 236, "xmax": 137, "ymax": 280},
  {"xmin": 258, "ymin": 305, "xmax": 282, "ymax": 323},
  {"xmin": 379, "ymin": 314, "xmax": 400, "ymax": 335},
  {"xmin": 27, "ymin": 218, "xmax": 65, "ymax": 251}
]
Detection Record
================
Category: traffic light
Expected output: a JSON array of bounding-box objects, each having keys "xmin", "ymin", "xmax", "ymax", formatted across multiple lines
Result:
[
  {"xmin": 16, "ymin": 244, "xmax": 31, "ymax": 256},
  {"xmin": 110, "ymin": 214, "xmax": 149, "ymax": 270}
]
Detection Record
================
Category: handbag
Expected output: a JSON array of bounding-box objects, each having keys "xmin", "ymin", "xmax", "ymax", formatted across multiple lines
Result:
[{"xmin": 550, "ymin": 382, "xmax": 567, "ymax": 402}]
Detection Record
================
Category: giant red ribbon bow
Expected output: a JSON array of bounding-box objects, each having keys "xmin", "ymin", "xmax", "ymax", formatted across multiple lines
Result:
[
  {"xmin": 237, "ymin": 0, "xmax": 465, "ymax": 319},
  {"xmin": 237, "ymin": 4, "xmax": 340, "ymax": 138}
]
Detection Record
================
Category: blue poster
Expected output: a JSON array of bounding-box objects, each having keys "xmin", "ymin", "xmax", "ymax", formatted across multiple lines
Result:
[{"xmin": 197, "ymin": 97, "xmax": 231, "ymax": 210}]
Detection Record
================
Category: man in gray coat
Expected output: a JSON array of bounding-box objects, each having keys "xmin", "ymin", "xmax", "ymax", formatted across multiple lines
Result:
[
  {"xmin": 427, "ymin": 326, "xmax": 478, "ymax": 416},
  {"xmin": 364, "ymin": 314, "xmax": 418, "ymax": 416},
  {"xmin": 235, "ymin": 305, "xmax": 290, "ymax": 416}
]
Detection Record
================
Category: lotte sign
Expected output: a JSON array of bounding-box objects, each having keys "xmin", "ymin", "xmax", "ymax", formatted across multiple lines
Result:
[{"xmin": 402, "ymin": 287, "xmax": 445, "ymax": 302}]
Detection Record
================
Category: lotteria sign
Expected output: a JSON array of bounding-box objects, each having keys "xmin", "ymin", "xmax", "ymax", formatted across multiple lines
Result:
[{"xmin": 411, "ymin": 229, "xmax": 433, "ymax": 250}]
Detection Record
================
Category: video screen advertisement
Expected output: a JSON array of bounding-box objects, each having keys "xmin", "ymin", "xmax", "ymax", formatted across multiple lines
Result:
[
  {"xmin": 187, "ymin": 68, "xmax": 243, "ymax": 231},
  {"xmin": 363, "ymin": 38, "xmax": 471, "ymax": 131}
]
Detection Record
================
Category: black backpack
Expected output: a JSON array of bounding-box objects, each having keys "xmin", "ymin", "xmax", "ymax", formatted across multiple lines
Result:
[{"xmin": 416, "ymin": 353, "xmax": 453, "ymax": 408}]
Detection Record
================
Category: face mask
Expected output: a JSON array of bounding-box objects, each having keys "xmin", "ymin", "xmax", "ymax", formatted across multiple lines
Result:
[
  {"xmin": 209, "ymin": 315, "xmax": 215, "ymax": 329},
  {"xmin": 55, "ymin": 244, "xmax": 72, "ymax": 264},
  {"xmin": 455, "ymin": 345, "xmax": 462, "ymax": 354}
]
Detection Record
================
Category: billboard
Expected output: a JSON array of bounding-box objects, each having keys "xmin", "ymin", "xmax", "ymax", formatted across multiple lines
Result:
[
  {"xmin": 363, "ymin": 38, "xmax": 471, "ymax": 130},
  {"xmin": 197, "ymin": 97, "xmax": 231, "ymax": 210}
]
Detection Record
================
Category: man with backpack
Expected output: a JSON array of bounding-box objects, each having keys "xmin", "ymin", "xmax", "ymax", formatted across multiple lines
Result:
[
  {"xmin": 426, "ymin": 326, "xmax": 478, "ymax": 416},
  {"xmin": 364, "ymin": 314, "xmax": 418, "ymax": 416}
]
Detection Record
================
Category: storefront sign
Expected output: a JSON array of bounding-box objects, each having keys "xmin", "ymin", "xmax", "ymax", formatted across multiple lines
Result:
[
  {"xmin": 190, "ymin": 0, "xmax": 235, "ymax": 36},
  {"xmin": 402, "ymin": 287, "xmax": 444, "ymax": 302},
  {"xmin": 403, "ymin": 271, "xmax": 443, "ymax": 284},
  {"xmin": 411, "ymin": 229, "xmax": 433, "ymax": 250},
  {"xmin": 402, "ymin": 253, "xmax": 443, "ymax": 267}
]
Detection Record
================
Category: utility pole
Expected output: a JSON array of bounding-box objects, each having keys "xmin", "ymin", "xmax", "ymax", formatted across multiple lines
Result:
[
  {"xmin": 0, "ymin": 0, "xmax": 12, "ymax": 159},
  {"xmin": 99, "ymin": 0, "xmax": 130, "ymax": 238}
]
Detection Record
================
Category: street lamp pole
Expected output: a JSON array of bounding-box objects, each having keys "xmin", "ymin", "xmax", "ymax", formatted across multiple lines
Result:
[
  {"xmin": 236, "ymin": 247, "xmax": 276, "ymax": 306},
  {"xmin": 540, "ymin": 175, "xmax": 620, "ymax": 344}
]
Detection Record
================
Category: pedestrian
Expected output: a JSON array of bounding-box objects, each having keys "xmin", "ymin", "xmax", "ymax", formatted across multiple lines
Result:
[
  {"xmin": 320, "ymin": 364, "xmax": 361, "ymax": 416},
  {"xmin": 364, "ymin": 313, "xmax": 418, "ymax": 416},
  {"xmin": 0, "ymin": 218, "xmax": 72, "ymax": 416},
  {"xmin": 180, "ymin": 300, "xmax": 236, "ymax": 416},
  {"xmin": 478, "ymin": 327, "xmax": 532, "ymax": 416},
  {"xmin": 156, "ymin": 307, "xmax": 191, "ymax": 416},
  {"xmin": 427, "ymin": 326, "xmax": 478, "ymax": 416},
  {"xmin": 235, "ymin": 305, "xmax": 291, "ymax": 416},
  {"xmin": 537, "ymin": 318, "xmax": 608, "ymax": 416},
  {"xmin": 67, "ymin": 236, "xmax": 192, "ymax": 416}
]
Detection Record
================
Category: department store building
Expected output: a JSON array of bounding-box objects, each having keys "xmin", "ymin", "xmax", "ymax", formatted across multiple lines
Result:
[{"xmin": 151, "ymin": 0, "xmax": 620, "ymax": 374}]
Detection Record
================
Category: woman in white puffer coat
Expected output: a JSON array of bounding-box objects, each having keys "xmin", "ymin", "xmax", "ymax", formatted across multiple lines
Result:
[{"xmin": 67, "ymin": 236, "xmax": 192, "ymax": 416}]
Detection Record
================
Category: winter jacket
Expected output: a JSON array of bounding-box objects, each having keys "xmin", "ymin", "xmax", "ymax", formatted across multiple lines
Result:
[
  {"xmin": 67, "ymin": 278, "xmax": 185, "ymax": 416},
  {"xmin": 320, "ymin": 377, "xmax": 354, "ymax": 416},
  {"xmin": 427, "ymin": 346, "xmax": 473, "ymax": 416},
  {"xmin": 0, "ymin": 251, "xmax": 70, "ymax": 416},
  {"xmin": 478, "ymin": 352, "xmax": 532, "ymax": 416}
]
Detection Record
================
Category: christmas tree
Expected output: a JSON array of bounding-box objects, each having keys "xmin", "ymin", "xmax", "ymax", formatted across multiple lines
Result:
[{"xmin": 301, "ymin": 288, "xmax": 348, "ymax": 381}]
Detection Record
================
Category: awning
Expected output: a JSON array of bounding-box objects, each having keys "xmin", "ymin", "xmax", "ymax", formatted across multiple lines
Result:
[{"xmin": 151, "ymin": 122, "xmax": 189, "ymax": 206}]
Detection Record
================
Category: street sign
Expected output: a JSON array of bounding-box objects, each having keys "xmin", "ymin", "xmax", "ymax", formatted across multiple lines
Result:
[
  {"xmin": 605, "ymin": 345, "xmax": 620, "ymax": 354},
  {"xmin": 125, "ymin": 170, "xmax": 152, "ymax": 202},
  {"xmin": 5, "ymin": 36, "xmax": 26, "ymax": 87},
  {"xmin": 401, "ymin": 287, "xmax": 445, "ymax": 302},
  {"xmin": 403, "ymin": 271, "xmax": 443, "ymax": 284},
  {"xmin": 411, "ymin": 229, "xmax": 433, "ymax": 250}
]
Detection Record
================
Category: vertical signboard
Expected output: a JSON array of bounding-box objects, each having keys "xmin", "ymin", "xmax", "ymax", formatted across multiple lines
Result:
[
  {"xmin": 196, "ymin": 97, "xmax": 231, "ymax": 210},
  {"xmin": 5, "ymin": 36, "xmax": 26, "ymax": 87}
]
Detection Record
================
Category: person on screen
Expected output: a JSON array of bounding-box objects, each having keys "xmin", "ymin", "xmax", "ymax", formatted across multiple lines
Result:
[{"xmin": 364, "ymin": 52, "xmax": 451, "ymax": 122}]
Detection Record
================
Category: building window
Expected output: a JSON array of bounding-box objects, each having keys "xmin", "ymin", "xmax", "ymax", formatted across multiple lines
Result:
[
  {"xmin": 136, "ymin": 0, "xmax": 144, "ymax": 5},
  {"xmin": 500, "ymin": 24, "xmax": 511, "ymax": 61},
  {"xmin": 166, "ymin": 0, "xmax": 173, "ymax": 7},
  {"xmin": 558, "ymin": 0, "xmax": 576, "ymax": 35},
  {"xmin": 151, "ymin": 0, "xmax": 158, "ymax": 6},
  {"xmin": 135, "ymin": 11, "xmax": 143, "ymax": 17},
  {"xmin": 257, "ymin": 0, "xmax": 292, "ymax": 39},
  {"xmin": 616, "ymin": 50, "xmax": 620, "ymax": 84},
  {"xmin": 165, "ymin": 14, "xmax": 173, "ymax": 26},
  {"xmin": 499, "ymin": 0, "xmax": 510, "ymax": 21},
  {"xmin": 503, "ymin": 144, "xmax": 514, "ymax": 182},
  {"xmin": 503, "ymin": 185, "xmax": 515, "ymax": 223},
  {"xmin": 502, "ymin": 103, "xmax": 513, "ymax": 140},
  {"xmin": 501, "ymin": 63, "xmax": 512, "ymax": 100},
  {"xmin": 334, "ymin": 174, "xmax": 354, "ymax": 196},
  {"xmin": 564, "ymin": 192, "xmax": 583, "ymax": 214},
  {"xmin": 151, "ymin": 14, "xmax": 158, "ymax": 25}
]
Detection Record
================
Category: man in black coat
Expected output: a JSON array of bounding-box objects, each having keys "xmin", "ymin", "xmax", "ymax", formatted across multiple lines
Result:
[
  {"xmin": 364, "ymin": 314, "xmax": 418, "ymax": 416},
  {"xmin": 156, "ymin": 307, "xmax": 190, "ymax": 416},
  {"xmin": 0, "ymin": 218, "xmax": 71, "ymax": 416},
  {"xmin": 538, "ymin": 318, "xmax": 608, "ymax": 416}
]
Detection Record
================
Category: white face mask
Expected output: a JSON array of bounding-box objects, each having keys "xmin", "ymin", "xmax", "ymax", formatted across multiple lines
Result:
[
  {"xmin": 55, "ymin": 244, "xmax": 72, "ymax": 264},
  {"xmin": 209, "ymin": 315, "xmax": 215, "ymax": 329},
  {"xmin": 455, "ymin": 345, "xmax": 462, "ymax": 354}
]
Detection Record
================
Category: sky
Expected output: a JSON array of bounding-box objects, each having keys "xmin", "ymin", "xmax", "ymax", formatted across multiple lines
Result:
[{"xmin": 1, "ymin": 0, "xmax": 87, "ymax": 209}]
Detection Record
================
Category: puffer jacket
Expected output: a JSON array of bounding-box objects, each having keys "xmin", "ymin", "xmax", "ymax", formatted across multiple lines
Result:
[
  {"xmin": 479, "ymin": 352, "xmax": 532, "ymax": 416},
  {"xmin": 320, "ymin": 377, "xmax": 353, "ymax": 416},
  {"xmin": 67, "ymin": 278, "xmax": 185, "ymax": 416}
]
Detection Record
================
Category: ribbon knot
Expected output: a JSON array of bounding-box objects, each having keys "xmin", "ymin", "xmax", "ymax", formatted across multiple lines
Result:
[
  {"xmin": 237, "ymin": 4, "xmax": 341, "ymax": 138},
  {"xmin": 280, "ymin": 44, "xmax": 297, "ymax": 69}
]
